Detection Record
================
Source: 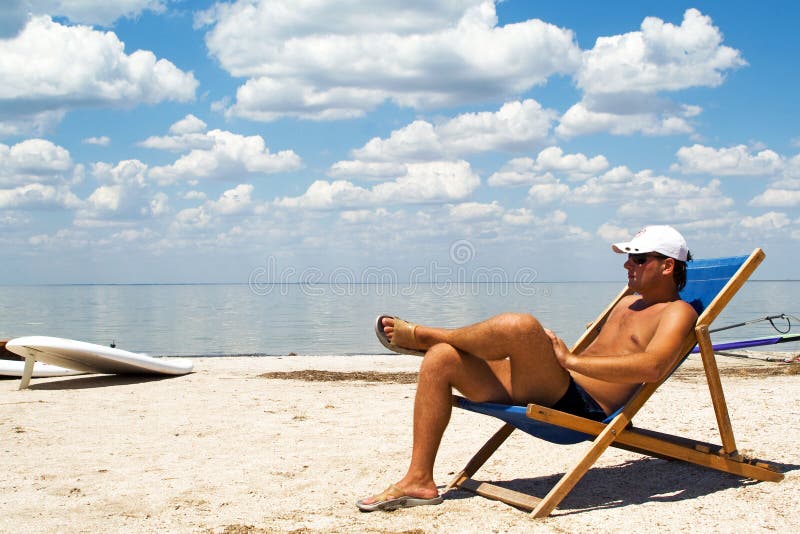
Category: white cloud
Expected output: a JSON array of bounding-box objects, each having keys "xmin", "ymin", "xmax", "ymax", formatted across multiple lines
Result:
[
  {"xmin": 328, "ymin": 161, "xmax": 408, "ymax": 181},
  {"xmin": 207, "ymin": 184, "xmax": 262, "ymax": 215},
  {"xmin": 139, "ymin": 133, "xmax": 214, "ymax": 152},
  {"xmin": 1, "ymin": 2, "xmax": 158, "ymax": 39},
  {"xmin": 28, "ymin": 228, "xmax": 91, "ymax": 249},
  {"xmin": 112, "ymin": 228, "xmax": 156, "ymax": 243},
  {"xmin": 181, "ymin": 190, "xmax": 208, "ymax": 201},
  {"xmin": 82, "ymin": 136, "xmax": 110, "ymax": 146},
  {"xmin": 596, "ymin": 223, "xmax": 631, "ymax": 243},
  {"xmin": 0, "ymin": 16, "xmax": 197, "ymax": 135},
  {"xmin": 279, "ymin": 179, "xmax": 354, "ymax": 210},
  {"xmin": 339, "ymin": 208, "xmax": 389, "ymax": 224},
  {"xmin": 277, "ymin": 160, "xmax": 480, "ymax": 209},
  {"xmin": 91, "ymin": 159, "xmax": 148, "ymax": 187},
  {"xmin": 86, "ymin": 184, "xmax": 122, "ymax": 211},
  {"xmin": 620, "ymin": 194, "xmax": 734, "ymax": 222},
  {"xmin": 557, "ymin": 9, "xmax": 743, "ymax": 139},
  {"xmin": 169, "ymin": 114, "xmax": 208, "ymax": 135},
  {"xmin": 680, "ymin": 217, "xmax": 739, "ymax": 232},
  {"xmin": 196, "ymin": 0, "xmax": 490, "ymax": 38},
  {"xmin": 520, "ymin": 164, "xmax": 736, "ymax": 223},
  {"xmin": 0, "ymin": 138, "xmax": 73, "ymax": 186},
  {"xmin": 340, "ymin": 100, "xmax": 555, "ymax": 167},
  {"xmin": 544, "ymin": 209, "xmax": 569, "ymax": 226},
  {"xmin": 527, "ymin": 181, "xmax": 570, "ymax": 205},
  {"xmin": 749, "ymin": 189, "xmax": 800, "ymax": 208},
  {"xmin": 613, "ymin": 176, "xmax": 735, "ymax": 221},
  {"xmin": 201, "ymin": 1, "xmax": 580, "ymax": 121},
  {"xmin": 672, "ymin": 144, "xmax": 784, "ymax": 176},
  {"xmin": 351, "ymin": 120, "xmax": 442, "ymax": 162},
  {"xmin": 489, "ymin": 146, "xmax": 608, "ymax": 186},
  {"xmin": 601, "ymin": 165, "xmax": 635, "ymax": 182},
  {"xmin": 577, "ymin": 171, "xmax": 720, "ymax": 204},
  {"xmin": 432, "ymin": 100, "xmax": 557, "ymax": 155},
  {"xmin": 534, "ymin": 147, "xmax": 609, "ymax": 176},
  {"xmin": 148, "ymin": 192, "xmax": 169, "ymax": 217},
  {"xmin": 556, "ymin": 101, "xmax": 696, "ymax": 138},
  {"xmin": 77, "ymin": 159, "xmax": 169, "ymax": 224},
  {"xmin": 148, "ymin": 129, "xmax": 302, "ymax": 184},
  {"xmin": 0, "ymin": 109, "xmax": 66, "ymax": 138},
  {"xmin": 226, "ymin": 79, "xmax": 387, "ymax": 122},
  {"xmin": 577, "ymin": 9, "xmax": 745, "ymax": 95},
  {"xmin": 139, "ymin": 114, "xmax": 211, "ymax": 153},
  {"xmin": 501, "ymin": 208, "xmax": 588, "ymax": 240},
  {"xmin": 447, "ymin": 201, "xmax": 503, "ymax": 222},
  {"xmin": 0, "ymin": 183, "xmax": 80, "ymax": 209},
  {"xmin": 19, "ymin": 1, "xmax": 166, "ymax": 28},
  {"xmin": 739, "ymin": 211, "xmax": 791, "ymax": 230},
  {"xmin": 488, "ymin": 160, "xmax": 549, "ymax": 187},
  {"xmin": 173, "ymin": 206, "xmax": 212, "ymax": 230},
  {"xmin": 502, "ymin": 208, "xmax": 534, "ymax": 226}
]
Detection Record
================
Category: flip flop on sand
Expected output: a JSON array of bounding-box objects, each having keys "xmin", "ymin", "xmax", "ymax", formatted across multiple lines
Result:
[
  {"xmin": 374, "ymin": 315, "xmax": 426, "ymax": 357},
  {"xmin": 356, "ymin": 484, "xmax": 443, "ymax": 512}
]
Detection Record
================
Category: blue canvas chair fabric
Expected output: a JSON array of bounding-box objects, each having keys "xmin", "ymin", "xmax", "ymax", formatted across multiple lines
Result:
[{"xmin": 446, "ymin": 249, "xmax": 784, "ymax": 517}]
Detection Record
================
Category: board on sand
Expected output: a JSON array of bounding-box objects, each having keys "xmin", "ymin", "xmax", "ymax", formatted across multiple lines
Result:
[
  {"xmin": 5, "ymin": 336, "xmax": 193, "ymax": 389},
  {"xmin": 0, "ymin": 359, "xmax": 85, "ymax": 378},
  {"xmin": 0, "ymin": 339, "xmax": 81, "ymax": 378}
]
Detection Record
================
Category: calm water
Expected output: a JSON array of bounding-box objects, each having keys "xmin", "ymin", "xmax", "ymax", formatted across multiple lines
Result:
[{"xmin": 0, "ymin": 281, "xmax": 798, "ymax": 356}]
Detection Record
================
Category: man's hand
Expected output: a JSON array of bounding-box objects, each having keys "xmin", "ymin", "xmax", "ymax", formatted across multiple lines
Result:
[{"xmin": 545, "ymin": 329, "xmax": 573, "ymax": 369}]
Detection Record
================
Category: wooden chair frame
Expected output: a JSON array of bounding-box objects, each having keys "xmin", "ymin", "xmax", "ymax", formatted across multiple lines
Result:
[{"xmin": 445, "ymin": 248, "xmax": 783, "ymax": 517}]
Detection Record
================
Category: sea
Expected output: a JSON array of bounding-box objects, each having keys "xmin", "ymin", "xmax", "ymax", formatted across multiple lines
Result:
[{"xmin": 0, "ymin": 281, "xmax": 798, "ymax": 357}]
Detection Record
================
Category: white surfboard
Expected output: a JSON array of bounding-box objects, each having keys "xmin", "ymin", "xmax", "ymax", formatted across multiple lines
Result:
[
  {"xmin": 5, "ymin": 336, "xmax": 194, "ymax": 377},
  {"xmin": 0, "ymin": 359, "xmax": 85, "ymax": 378}
]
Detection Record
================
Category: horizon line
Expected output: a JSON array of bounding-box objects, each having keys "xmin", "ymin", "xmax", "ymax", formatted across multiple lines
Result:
[{"xmin": 1, "ymin": 279, "xmax": 797, "ymax": 287}]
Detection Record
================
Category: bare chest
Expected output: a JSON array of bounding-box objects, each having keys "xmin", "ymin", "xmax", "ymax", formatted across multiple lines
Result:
[{"xmin": 590, "ymin": 304, "xmax": 666, "ymax": 354}]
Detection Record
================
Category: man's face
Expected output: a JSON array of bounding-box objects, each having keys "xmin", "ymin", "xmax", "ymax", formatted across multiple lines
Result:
[{"xmin": 624, "ymin": 253, "xmax": 668, "ymax": 291}]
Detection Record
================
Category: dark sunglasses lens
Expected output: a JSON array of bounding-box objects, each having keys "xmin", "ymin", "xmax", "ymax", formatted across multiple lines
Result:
[{"xmin": 630, "ymin": 254, "xmax": 648, "ymax": 265}]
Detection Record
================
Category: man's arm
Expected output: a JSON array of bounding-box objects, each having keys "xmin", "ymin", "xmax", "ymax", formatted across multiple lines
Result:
[{"xmin": 546, "ymin": 301, "xmax": 698, "ymax": 384}]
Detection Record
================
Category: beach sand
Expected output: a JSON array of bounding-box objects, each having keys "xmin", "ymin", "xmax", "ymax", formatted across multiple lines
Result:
[{"xmin": 2, "ymin": 353, "xmax": 798, "ymax": 533}]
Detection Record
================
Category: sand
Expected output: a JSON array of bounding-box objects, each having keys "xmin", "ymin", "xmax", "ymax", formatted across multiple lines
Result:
[{"xmin": 1, "ymin": 353, "xmax": 798, "ymax": 533}]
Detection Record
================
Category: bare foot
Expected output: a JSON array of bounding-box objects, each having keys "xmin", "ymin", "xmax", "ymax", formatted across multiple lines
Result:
[
  {"xmin": 382, "ymin": 317, "xmax": 426, "ymax": 352},
  {"xmin": 356, "ymin": 484, "xmax": 442, "ymax": 512},
  {"xmin": 358, "ymin": 480, "xmax": 439, "ymax": 506}
]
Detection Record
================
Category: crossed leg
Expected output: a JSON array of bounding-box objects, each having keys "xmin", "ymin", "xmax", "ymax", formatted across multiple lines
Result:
[{"xmin": 359, "ymin": 313, "xmax": 572, "ymax": 505}]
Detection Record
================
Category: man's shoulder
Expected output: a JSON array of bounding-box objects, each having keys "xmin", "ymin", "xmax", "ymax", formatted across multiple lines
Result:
[
  {"xmin": 664, "ymin": 298, "xmax": 698, "ymax": 316},
  {"xmin": 659, "ymin": 299, "xmax": 699, "ymax": 330}
]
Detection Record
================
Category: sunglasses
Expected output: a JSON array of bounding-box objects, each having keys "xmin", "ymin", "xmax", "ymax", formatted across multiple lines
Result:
[{"xmin": 628, "ymin": 253, "xmax": 668, "ymax": 265}]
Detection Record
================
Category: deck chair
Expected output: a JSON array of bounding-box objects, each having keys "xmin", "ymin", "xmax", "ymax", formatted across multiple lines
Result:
[{"xmin": 446, "ymin": 249, "xmax": 784, "ymax": 518}]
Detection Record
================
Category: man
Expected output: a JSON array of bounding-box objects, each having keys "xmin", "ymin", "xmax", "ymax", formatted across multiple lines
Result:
[{"xmin": 357, "ymin": 225, "xmax": 697, "ymax": 512}]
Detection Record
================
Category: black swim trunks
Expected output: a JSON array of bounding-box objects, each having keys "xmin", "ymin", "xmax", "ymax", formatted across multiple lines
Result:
[{"xmin": 551, "ymin": 377, "xmax": 607, "ymax": 421}]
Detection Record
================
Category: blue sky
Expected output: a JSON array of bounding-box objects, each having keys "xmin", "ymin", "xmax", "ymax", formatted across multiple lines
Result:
[{"xmin": 1, "ymin": 0, "xmax": 798, "ymax": 284}]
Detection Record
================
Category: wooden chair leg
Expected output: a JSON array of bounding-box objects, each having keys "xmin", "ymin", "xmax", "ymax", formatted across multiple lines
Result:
[
  {"xmin": 696, "ymin": 325, "xmax": 738, "ymax": 455},
  {"xmin": 532, "ymin": 412, "xmax": 631, "ymax": 518},
  {"xmin": 446, "ymin": 423, "xmax": 515, "ymax": 491}
]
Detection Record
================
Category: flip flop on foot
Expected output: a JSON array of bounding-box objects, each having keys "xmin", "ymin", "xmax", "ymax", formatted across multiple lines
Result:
[
  {"xmin": 374, "ymin": 315, "xmax": 425, "ymax": 357},
  {"xmin": 356, "ymin": 484, "xmax": 443, "ymax": 512}
]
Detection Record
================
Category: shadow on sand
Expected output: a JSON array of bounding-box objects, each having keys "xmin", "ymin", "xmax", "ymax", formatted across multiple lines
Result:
[
  {"xmin": 444, "ymin": 456, "xmax": 798, "ymax": 515},
  {"xmin": 24, "ymin": 373, "xmax": 191, "ymax": 390}
]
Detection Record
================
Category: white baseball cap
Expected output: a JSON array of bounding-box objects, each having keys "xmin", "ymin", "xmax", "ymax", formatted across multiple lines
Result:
[{"xmin": 612, "ymin": 225, "xmax": 689, "ymax": 261}]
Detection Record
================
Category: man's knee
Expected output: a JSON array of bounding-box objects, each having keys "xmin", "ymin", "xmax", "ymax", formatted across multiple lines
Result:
[
  {"xmin": 420, "ymin": 343, "xmax": 462, "ymax": 375},
  {"xmin": 495, "ymin": 312, "xmax": 543, "ymax": 337}
]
